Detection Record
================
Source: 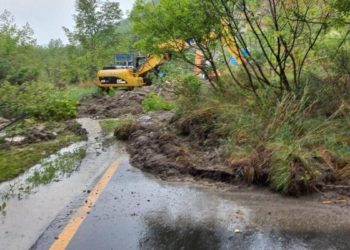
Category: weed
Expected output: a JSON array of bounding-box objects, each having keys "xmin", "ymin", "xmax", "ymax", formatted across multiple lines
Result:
[
  {"xmin": 0, "ymin": 132, "xmax": 83, "ymax": 182},
  {"xmin": 99, "ymin": 119, "xmax": 121, "ymax": 135},
  {"xmin": 114, "ymin": 118, "xmax": 136, "ymax": 140},
  {"xmin": 142, "ymin": 92, "xmax": 175, "ymax": 112},
  {"xmin": 27, "ymin": 148, "xmax": 86, "ymax": 187},
  {"xmin": 64, "ymin": 85, "xmax": 98, "ymax": 101},
  {"xmin": 176, "ymin": 79, "xmax": 350, "ymax": 195}
]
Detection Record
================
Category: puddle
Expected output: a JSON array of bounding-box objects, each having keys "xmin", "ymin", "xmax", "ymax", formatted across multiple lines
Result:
[
  {"xmin": 0, "ymin": 142, "xmax": 87, "ymax": 215},
  {"xmin": 0, "ymin": 118, "xmax": 125, "ymax": 250}
]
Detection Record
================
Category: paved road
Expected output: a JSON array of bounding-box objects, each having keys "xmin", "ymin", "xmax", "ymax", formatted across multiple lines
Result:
[{"xmin": 32, "ymin": 156, "xmax": 350, "ymax": 250}]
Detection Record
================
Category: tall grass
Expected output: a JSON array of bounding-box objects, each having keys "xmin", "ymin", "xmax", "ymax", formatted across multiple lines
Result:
[{"xmin": 175, "ymin": 78, "xmax": 350, "ymax": 195}]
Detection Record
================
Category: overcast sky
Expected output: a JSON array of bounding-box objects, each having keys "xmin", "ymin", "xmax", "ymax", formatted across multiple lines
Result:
[{"xmin": 0, "ymin": 0, "xmax": 135, "ymax": 45}]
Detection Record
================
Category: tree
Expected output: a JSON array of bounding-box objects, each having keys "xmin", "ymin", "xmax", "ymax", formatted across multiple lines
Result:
[
  {"xmin": 64, "ymin": 0, "xmax": 123, "ymax": 78},
  {"xmin": 0, "ymin": 10, "xmax": 38, "ymax": 84},
  {"xmin": 131, "ymin": 0, "xmax": 222, "ymax": 90},
  {"xmin": 131, "ymin": 0, "xmax": 340, "ymax": 97}
]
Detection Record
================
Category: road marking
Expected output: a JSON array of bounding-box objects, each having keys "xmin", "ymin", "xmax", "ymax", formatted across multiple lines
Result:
[{"xmin": 49, "ymin": 160, "xmax": 120, "ymax": 250}]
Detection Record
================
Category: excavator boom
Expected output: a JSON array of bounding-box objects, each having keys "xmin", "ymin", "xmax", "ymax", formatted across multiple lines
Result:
[{"xmin": 96, "ymin": 19, "xmax": 246, "ymax": 89}]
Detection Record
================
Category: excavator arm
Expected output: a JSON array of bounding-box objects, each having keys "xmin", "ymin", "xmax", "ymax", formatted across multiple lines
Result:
[
  {"xmin": 96, "ymin": 19, "xmax": 246, "ymax": 89},
  {"xmin": 135, "ymin": 54, "xmax": 170, "ymax": 77}
]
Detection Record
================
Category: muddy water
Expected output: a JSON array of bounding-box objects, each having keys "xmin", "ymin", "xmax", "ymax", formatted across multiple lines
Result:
[
  {"xmin": 2, "ymin": 118, "xmax": 350, "ymax": 250},
  {"xmin": 0, "ymin": 118, "xmax": 122, "ymax": 250},
  {"xmin": 32, "ymin": 158, "xmax": 350, "ymax": 250}
]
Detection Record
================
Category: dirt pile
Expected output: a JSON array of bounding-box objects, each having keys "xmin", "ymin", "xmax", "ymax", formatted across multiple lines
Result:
[
  {"xmin": 79, "ymin": 87, "xmax": 156, "ymax": 118},
  {"xmin": 1, "ymin": 120, "xmax": 87, "ymax": 147},
  {"xmin": 78, "ymin": 87, "xmax": 350, "ymax": 198},
  {"xmin": 127, "ymin": 112, "xmax": 244, "ymax": 184}
]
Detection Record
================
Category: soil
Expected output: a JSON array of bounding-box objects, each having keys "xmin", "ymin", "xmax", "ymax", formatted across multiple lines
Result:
[
  {"xmin": 127, "ymin": 112, "xmax": 244, "ymax": 185},
  {"xmin": 80, "ymin": 87, "xmax": 247, "ymax": 186},
  {"xmin": 0, "ymin": 120, "xmax": 87, "ymax": 147},
  {"xmin": 78, "ymin": 87, "xmax": 153, "ymax": 118},
  {"xmin": 79, "ymin": 86, "xmax": 350, "ymax": 200},
  {"xmin": 78, "ymin": 84, "xmax": 177, "ymax": 119}
]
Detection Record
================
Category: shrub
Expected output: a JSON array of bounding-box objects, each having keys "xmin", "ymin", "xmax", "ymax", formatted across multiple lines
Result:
[
  {"xmin": 0, "ymin": 82, "xmax": 77, "ymax": 121},
  {"xmin": 175, "ymin": 76, "xmax": 350, "ymax": 195},
  {"xmin": 142, "ymin": 92, "xmax": 175, "ymax": 112}
]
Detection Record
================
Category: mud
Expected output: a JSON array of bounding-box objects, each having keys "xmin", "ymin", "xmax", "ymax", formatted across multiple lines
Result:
[
  {"xmin": 0, "ymin": 118, "xmax": 123, "ymax": 250},
  {"xmin": 79, "ymin": 86, "xmax": 350, "ymax": 199},
  {"xmin": 1, "ymin": 120, "xmax": 87, "ymax": 147},
  {"xmin": 127, "ymin": 112, "xmax": 244, "ymax": 186},
  {"xmin": 78, "ymin": 88, "xmax": 153, "ymax": 119}
]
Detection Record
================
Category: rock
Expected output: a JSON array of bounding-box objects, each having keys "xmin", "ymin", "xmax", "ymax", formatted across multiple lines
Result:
[
  {"xmin": 137, "ymin": 115, "xmax": 152, "ymax": 126},
  {"xmin": 5, "ymin": 136, "xmax": 26, "ymax": 143}
]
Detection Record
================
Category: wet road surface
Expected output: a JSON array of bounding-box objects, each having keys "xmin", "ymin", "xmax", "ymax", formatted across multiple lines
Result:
[
  {"xmin": 32, "ymin": 156, "xmax": 350, "ymax": 250},
  {"xmin": 0, "ymin": 118, "xmax": 122, "ymax": 250}
]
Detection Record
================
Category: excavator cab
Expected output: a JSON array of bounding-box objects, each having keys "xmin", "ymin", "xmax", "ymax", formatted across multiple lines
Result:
[{"xmin": 114, "ymin": 54, "xmax": 135, "ymax": 69}]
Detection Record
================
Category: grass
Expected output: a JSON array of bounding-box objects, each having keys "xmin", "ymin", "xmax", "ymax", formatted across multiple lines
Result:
[
  {"xmin": 0, "ymin": 132, "xmax": 83, "ymax": 182},
  {"xmin": 176, "ymin": 81, "xmax": 350, "ymax": 195},
  {"xmin": 99, "ymin": 118, "xmax": 136, "ymax": 140},
  {"xmin": 64, "ymin": 85, "xmax": 98, "ymax": 102},
  {"xmin": 99, "ymin": 119, "xmax": 122, "ymax": 135},
  {"xmin": 27, "ymin": 148, "xmax": 86, "ymax": 187},
  {"xmin": 113, "ymin": 118, "xmax": 136, "ymax": 140},
  {"xmin": 142, "ymin": 92, "xmax": 175, "ymax": 112}
]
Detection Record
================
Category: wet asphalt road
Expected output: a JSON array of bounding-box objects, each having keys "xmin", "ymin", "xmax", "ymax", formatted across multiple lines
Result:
[{"xmin": 32, "ymin": 156, "xmax": 350, "ymax": 250}]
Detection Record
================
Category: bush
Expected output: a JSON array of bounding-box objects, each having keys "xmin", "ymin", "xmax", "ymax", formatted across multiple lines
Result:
[
  {"xmin": 175, "ymin": 77, "xmax": 350, "ymax": 195},
  {"xmin": 0, "ymin": 82, "xmax": 77, "ymax": 121},
  {"xmin": 142, "ymin": 92, "xmax": 175, "ymax": 112}
]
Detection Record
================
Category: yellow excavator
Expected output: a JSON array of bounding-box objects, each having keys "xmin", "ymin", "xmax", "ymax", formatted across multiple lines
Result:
[
  {"xmin": 96, "ymin": 20, "xmax": 246, "ymax": 89},
  {"xmin": 96, "ymin": 40, "xmax": 192, "ymax": 89}
]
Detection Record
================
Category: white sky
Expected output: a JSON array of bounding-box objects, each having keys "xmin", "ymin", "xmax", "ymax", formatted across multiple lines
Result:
[{"xmin": 0, "ymin": 0, "xmax": 135, "ymax": 45}]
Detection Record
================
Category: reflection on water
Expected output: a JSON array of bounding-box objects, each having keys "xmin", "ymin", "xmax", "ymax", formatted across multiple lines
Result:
[
  {"xmin": 0, "ymin": 142, "xmax": 86, "ymax": 215},
  {"xmin": 140, "ymin": 212, "xmax": 224, "ymax": 250},
  {"xmin": 139, "ymin": 209, "xmax": 349, "ymax": 250}
]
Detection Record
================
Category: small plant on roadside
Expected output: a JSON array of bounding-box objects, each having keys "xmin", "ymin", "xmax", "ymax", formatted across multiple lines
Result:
[
  {"xmin": 99, "ymin": 119, "xmax": 121, "ymax": 135},
  {"xmin": 114, "ymin": 118, "xmax": 136, "ymax": 140},
  {"xmin": 142, "ymin": 92, "xmax": 175, "ymax": 112}
]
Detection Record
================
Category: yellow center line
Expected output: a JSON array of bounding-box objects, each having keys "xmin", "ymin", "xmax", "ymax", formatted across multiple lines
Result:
[{"xmin": 49, "ymin": 160, "xmax": 120, "ymax": 250}]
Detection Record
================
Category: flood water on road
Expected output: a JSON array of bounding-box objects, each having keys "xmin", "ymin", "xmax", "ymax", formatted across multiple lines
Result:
[
  {"xmin": 0, "ymin": 118, "xmax": 124, "ymax": 250},
  {"xmin": 33, "ymin": 156, "xmax": 350, "ymax": 250}
]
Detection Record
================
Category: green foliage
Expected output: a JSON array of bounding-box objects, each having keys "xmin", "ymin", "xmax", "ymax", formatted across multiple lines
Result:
[
  {"xmin": 0, "ymin": 82, "xmax": 78, "ymax": 121},
  {"xmin": 333, "ymin": 0, "xmax": 350, "ymax": 13},
  {"xmin": 176, "ymin": 79, "xmax": 350, "ymax": 195},
  {"xmin": 176, "ymin": 75, "xmax": 202, "ymax": 100},
  {"xmin": 131, "ymin": 0, "xmax": 220, "ymax": 54},
  {"xmin": 0, "ymin": 10, "xmax": 39, "ymax": 84},
  {"xmin": 63, "ymin": 0, "xmax": 124, "ymax": 78},
  {"xmin": 64, "ymin": 85, "xmax": 98, "ymax": 101},
  {"xmin": 142, "ymin": 92, "xmax": 175, "ymax": 112}
]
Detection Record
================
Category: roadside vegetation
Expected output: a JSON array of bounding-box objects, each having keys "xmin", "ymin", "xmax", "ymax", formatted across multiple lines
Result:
[
  {"xmin": 1, "ymin": 0, "xmax": 350, "ymax": 198},
  {"xmin": 129, "ymin": 0, "xmax": 350, "ymax": 195},
  {"xmin": 142, "ymin": 92, "xmax": 175, "ymax": 112},
  {"xmin": 0, "ymin": 0, "xmax": 125, "ymax": 182}
]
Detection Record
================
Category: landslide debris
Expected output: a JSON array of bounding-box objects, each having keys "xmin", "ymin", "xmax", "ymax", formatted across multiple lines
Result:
[
  {"xmin": 78, "ymin": 88, "xmax": 153, "ymax": 118},
  {"xmin": 79, "ymin": 86, "xmax": 350, "ymax": 198},
  {"xmin": 126, "ymin": 112, "xmax": 244, "ymax": 184}
]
